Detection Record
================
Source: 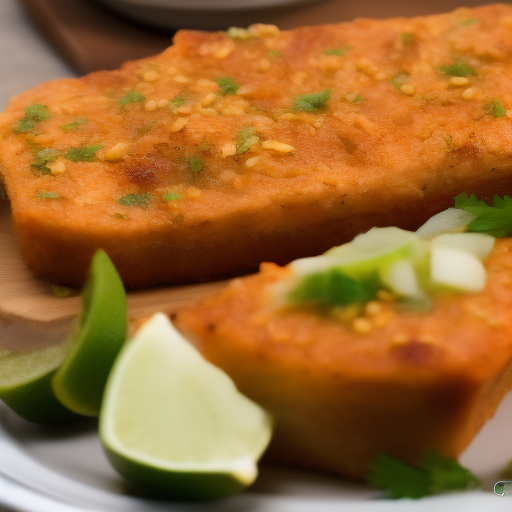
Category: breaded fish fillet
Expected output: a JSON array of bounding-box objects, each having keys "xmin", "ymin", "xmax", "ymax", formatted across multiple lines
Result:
[
  {"xmin": 174, "ymin": 238, "xmax": 512, "ymax": 479},
  {"xmin": 1, "ymin": 4, "xmax": 512, "ymax": 287}
]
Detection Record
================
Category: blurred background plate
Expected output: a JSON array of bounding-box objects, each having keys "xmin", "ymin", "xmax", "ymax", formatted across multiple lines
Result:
[{"xmin": 94, "ymin": 0, "xmax": 324, "ymax": 30}]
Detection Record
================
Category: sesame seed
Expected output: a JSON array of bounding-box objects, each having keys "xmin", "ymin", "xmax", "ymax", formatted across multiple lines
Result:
[
  {"xmin": 245, "ymin": 156, "xmax": 261, "ymax": 168},
  {"xmin": 200, "ymin": 92, "xmax": 216, "ymax": 107},
  {"xmin": 195, "ymin": 103, "xmax": 217, "ymax": 116},
  {"xmin": 145, "ymin": 100, "xmax": 157, "ymax": 111},
  {"xmin": 462, "ymin": 87, "xmax": 479, "ymax": 100},
  {"xmin": 170, "ymin": 118, "xmax": 188, "ymax": 132},
  {"xmin": 214, "ymin": 46, "xmax": 233, "ymax": 59},
  {"xmin": 449, "ymin": 76, "xmax": 470, "ymax": 86},
  {"xmin": 177, "ymin": 105, "xmax": 192, "ymax": 114},
  {"xmin": 197, "ymin": 79, "xmax": 218, "ymax": 89},
  {"xmin": 262, "ymin": 140, "xmax": 295, "ymax": 152},
  {"xmin": 279, "ymin": 113, "xmax": 299, "ymax": 121},
  {"xmin": 221, "ymin": 143, "xmax": 237, "ymax": 157},
  {"xmin": 248, "ymin": 23, "xmax": 280, "ymax": 37},
  {"xmin": 375, "ymin": 72, "xmax": 387, "ymax": 80},
  {"xmin": 364, "ymin": 301, "xmax": 382, "ymax": 317},
  {"xmin": 104, "ymin": 142, "xmax": 128, "ymax": 162},
  {"xmin": 400, "ymin": 84, "xmax": 415, "ymax": 95},
  {"xmin": 143, "ymin": 70, "xmax": 159, "ymax": 83},
  {"xmin": 506, "ymin": 110, "xmax": 512, "ymax": 119},
  {"xmin": 352, "ymin": 317, "xmax": 373, "ymax": 334},
  {"xmin": 174, "ymin": 75, "xmax": 190, "ymax": 83},
  {"xmin": 186, "ymin": 186, "xmax": 202, "ymax": 198},
  {"xmin": 49, "ymin": 159, "xmax": 66, "ymax": 174},
  {"xmin": 157, "ymin": 99, "xmax": 169, "ymax": 108},
  {"xmin": 233, "ymin": 176, "xmax": 244, "ymax": 189},
  {"xmin": 259, "ymin": 58, "xmax": 270, "ymax": 71},
  {"xmin": 236, "ymin": 85, "xmax": 255, "ymax": 96}
]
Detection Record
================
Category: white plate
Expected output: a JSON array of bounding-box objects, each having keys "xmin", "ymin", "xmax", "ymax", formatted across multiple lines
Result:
[{"xmin": 1, "ymin": 392, "xmax": 512, "ymax": 512}]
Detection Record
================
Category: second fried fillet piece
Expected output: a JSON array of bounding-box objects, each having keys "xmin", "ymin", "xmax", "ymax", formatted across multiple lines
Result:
[
  {"xmin": 1, "ymin": 4, "xmax": 512, "ymax": 287},
  {"xmin": 174, "ymin": 238, "xmax": 512, "ymax": 479}
]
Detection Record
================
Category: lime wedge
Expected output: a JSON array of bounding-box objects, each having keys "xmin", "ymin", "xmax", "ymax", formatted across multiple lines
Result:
[
  {"xmin": 52, "ymin": 249, "xmax": 127, "ymax": 417},
  {"xmin": 0, "ymin": 342, "xmax": 78, "ymax": 423},
  {"xmin": 99, "ymin": 313, "xmax": 273, "ymax": 500}
]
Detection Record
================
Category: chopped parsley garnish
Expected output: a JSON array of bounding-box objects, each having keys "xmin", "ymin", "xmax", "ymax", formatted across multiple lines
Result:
[
  {"xmin": 348, "ymin": 94, "xmax": 364, "ymax": 104},
  {"xmin": 119, "ymin": 90, "xmax": 145, "ymax": 108},
  {"xmin": 288, "ymin": 268, "xmax": 375, "ymax": 306},
  {"xmin": 31, "ymin": 148, "xmax": 61, "ymax": 175},
  {"xmin": 391, "ymin": 73, "xmax": 408, "ymax": 90},
  {"xmin": 65, "ymin": 144, "xmax": 102, "ymax": 162},
  {"xmin": 59, "ymin": 117, "xmax": 87, "ymax": 132},
  {"xmin": 439, "ymin": 61, "xmax": 476, "ymax": 77},
  {"xmin": 483, "ymin": 99, "xmax": 506, "ymax": 118},
  {"xmin": 292, "ymin": 89, "xmax": 331, "ymax": 113},
  {"xmin": 189, "ymin": 156, "xmax": 204, "ymax": 172},
  {"xmin": 400, "ymin": 32, "xmax": 413, "ymax": 47},
  {"xmin": 323, "ymin": 45, "xmax": 352, "ymax": 56},
  {"xmin": 215, "ymin": 76, "xmax": 240, "ymax": 96},
  {"xmin": 267, "ymin": 49, "xmax": 282, "ymax": 58},
  {"xmin": 461, "ymin": 18, "xmax": 478, "ymax": 25},
  {"xmin": 236, "ymin": 127, "xmax": 259, "ymax": 154},
  {"xmin": 118, "ymin": 193, "xmax": 151, "ymax": 209},
  {"xmin": 36, "ymin": 190, "xmax": 60, "ymax": 199},
  {"xmin": 169, "ymin": 95, "xmax": 186, "ymax": 110},
  {"xmin": 14, "ymin": 103, "xmax": 52, "ymax": 133},
  {"xmin": 368, "ymin": 452, "xmax": 480, "ymax": 499},
  {"xmin": 454, "ymin": 193, "xmax": 512, "ymax": 237},
  {"xmin": 162, "ymin": 192, "xmax": 182, "ymax": 201}
]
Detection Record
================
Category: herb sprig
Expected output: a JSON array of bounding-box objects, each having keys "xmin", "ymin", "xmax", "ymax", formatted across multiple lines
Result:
[
  {"xmin": 367, "ymin": 451, "xmax": 480, "ymax": 499},
  {"xmin": 455, "ymin": 193, "xmax": 512, "ymax": 238}
]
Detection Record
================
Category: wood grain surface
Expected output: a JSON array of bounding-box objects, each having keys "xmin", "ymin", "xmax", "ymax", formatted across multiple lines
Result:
[{"xmin": 0, "ymin": 196, "xmax": 228, "ymax": 350}]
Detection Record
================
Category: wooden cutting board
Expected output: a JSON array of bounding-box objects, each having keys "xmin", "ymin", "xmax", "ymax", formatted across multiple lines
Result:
[{"xmin": 0, "ymin": 197, "xmax": 228, "ymax": 351}]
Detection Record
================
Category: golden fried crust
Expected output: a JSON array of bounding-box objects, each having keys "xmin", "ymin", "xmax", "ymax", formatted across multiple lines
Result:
[
  {"xmin": 174, "ymin": 238, "xmax": 512, "ymax": 478},
  {"xmin": 1, "ymin": 5, "xmax": 512, "ymax": 287}
]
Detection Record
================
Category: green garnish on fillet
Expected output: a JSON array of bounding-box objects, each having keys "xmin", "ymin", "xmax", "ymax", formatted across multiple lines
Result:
[
  {"xmin": 292, "ymin": 89, "xmax": 331, "ymax": 113},
  {"xmin": 65, "ymin": 144, "xmax": 103, "ymax": 162},
  {"xmin": 118, "ymin": 193, "xmax": 151, "ymax": 209},
  {"xmin": 14, "ymin": 104, "xmax": 52, "ymax": 133},
  {"xmin": 215, "ymin": 76, "xmax": 240, "ymax": 96},
  {"xmin": 323, "ymin": 45, "xmax": 352, "ymax": 56},
  {"xmin": 162, "ymin": 192, "xmax": 182, "ymax": 201},
  {"xmin": 236, "ymin": 127, "xmax": 259, "ymax": 154},
  {"xmin": 391, "ymin": 74, "xmax": 408, "ymax": 90},
  {"xmin": 36, "ymin": 190, "xmax": 60, "ymax": 199},
  {"xmin": 439, "ymin": 61, "xmax": 476, "ymax": 77},
  {"xmin": 119, "ymin": 90, "xmax": 145, "ymax": 108},
  {"xmin": 483, "ymin": 99, "xmax": 506, "ymax": 118},
  {"xmin": 60, "ymin": 117, "xmax": 88, "ymax": 132},
  {"xmin": 31, "ymin": 148, "xmax": 61, "ymax": 175}
]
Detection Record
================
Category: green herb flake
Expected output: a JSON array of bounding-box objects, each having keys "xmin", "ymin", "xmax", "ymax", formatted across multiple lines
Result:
[
  {"xmin": 215, "ymin": 76, "xmax": 240, "ymax": 96},
  {"xmin": 236, "ymin": 127, "xmax": 260, "ymax": 154},
  {"xmin": 114, "ymin": 212, "xmax": 130, "ymax": 220},
  {"xmin": 288, "ymin": 268, "xmax": 375, "ymax": 307},
  {"xmin": 59, "ymin": 117, "xmax": 88, "ymax": 132},
  {"xmin": 439, "ymin": 61, "xmax": 476, "ymax": 77},
  {"xmin": 267, "ymin": 49, "xmax": 282, "ymax": 58},
  {"xmin": 367, "ymin": 451, "xmax": 480, "ymax": 499},
  {"xmin": 162, "ymin": 192, "xmax": 182, "ymax": 201},
  {"xmin": 118, "ymin": 193, "xmax": 151, "ymax": 209},
  {"xmin": 401, "ymin": 32, "xmax": 413, "ymax": 46},
  {"xmin": 323, "ymin": 45, "xmax": 352, "ymax": 57},
  {"xmin": 36, "ymin": 190, "xmax": 60, "ymax": 200},
  {"xmin": 31, "ymin": 148, "xmax": 61, "ymax": 175},
  {"xmin": 119, "ymin": 90, "xmax": 145, "ymax": 108},
  {"xmin": 189, "ymin": 156, "xmax": 204, "ymax": 173},
  {"xmin": 460, "ymin": 18, "xmax": 479, "ymax": 25},
  {"xmin": 391, "ymin": 73, "xmax": 408, "ymax": 90},
  {"xmin": 51, "ymin": 285, "xmax": 74, "ymax": 298},
  {"xmin": 292, "ymin": 89, "xmax": 331, "ymax": 113},
  {"xmin": 483, "ymin": 98, "xmax": 506, "ymax": 118},
  {"xmin": 65, "ymin": 144, "xmax": 103, "ymax": 162},
  {"xmin": 14, "ymin": 103, "xmax": 52, "ymax": 133},
  {"xmin": 454, "ymin": 193, "xmax": 512, "ymax": 237},
  {"xmin": 169, "ymin": 95, "xmax": 186, "ymax": 110},
  {"xmin": 348, "ymin": 94, "xmax": 364, "ymax": 104}
]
